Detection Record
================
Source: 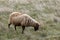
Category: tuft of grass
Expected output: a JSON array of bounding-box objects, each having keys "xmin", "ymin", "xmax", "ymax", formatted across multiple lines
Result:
[{"xmin": 43, "ymin": 6, "xmax": 55, "ymax": 14}]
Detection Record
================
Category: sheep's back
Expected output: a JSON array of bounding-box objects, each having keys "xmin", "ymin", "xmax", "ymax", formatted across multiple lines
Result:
[{"xmin": 13, "ymin": 14, "xmax": 37, "ymax": 26}]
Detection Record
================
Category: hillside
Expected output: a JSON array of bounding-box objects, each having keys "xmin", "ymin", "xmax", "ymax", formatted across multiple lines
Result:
[{"xmin": 0, "ymin": 0, "xmax": 60, "ymax": 40}]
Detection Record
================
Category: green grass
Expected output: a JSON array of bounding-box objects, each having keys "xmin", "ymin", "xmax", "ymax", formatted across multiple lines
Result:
[{"xmin": 0, "ymin": 0, "xmax": 60, "ymax": 40}]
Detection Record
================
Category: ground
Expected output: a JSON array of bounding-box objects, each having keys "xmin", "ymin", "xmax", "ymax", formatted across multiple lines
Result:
[{"xmin": 0, "ymin": 0, "xmax": 60, "ymax": 40}]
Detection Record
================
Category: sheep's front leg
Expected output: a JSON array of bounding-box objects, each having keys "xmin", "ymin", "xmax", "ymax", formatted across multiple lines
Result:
[
  {"xmin": 22, "ymin": 26, "xmax": 25, "ymax": 34},
  {"xmin": 14, "ymin": 25, "xmax": 16, "ymax": 30}
]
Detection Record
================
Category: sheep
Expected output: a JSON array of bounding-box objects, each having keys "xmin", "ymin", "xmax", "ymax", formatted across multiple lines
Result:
[{"xmin": 8, "ymin": 13, "xmax": 40, "ymax": 34}]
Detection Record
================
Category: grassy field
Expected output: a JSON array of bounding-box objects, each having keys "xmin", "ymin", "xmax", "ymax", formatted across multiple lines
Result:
[{"xmin": 0, "ymin": 0, "xmax": 60, "ymax": 40}]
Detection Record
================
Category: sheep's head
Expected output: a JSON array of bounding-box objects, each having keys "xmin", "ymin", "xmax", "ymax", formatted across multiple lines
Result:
[{"xmin": 34, "ymin": 23, "xmax": 39, "ymax": 31}]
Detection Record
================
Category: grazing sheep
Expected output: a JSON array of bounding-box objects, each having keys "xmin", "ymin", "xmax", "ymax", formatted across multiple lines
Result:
[{"xmin": 8, "ymin": 13, "xmax": 40, "ymax": 34}]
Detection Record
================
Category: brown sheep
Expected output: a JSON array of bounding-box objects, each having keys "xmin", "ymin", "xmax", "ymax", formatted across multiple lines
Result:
[{"xmin": 8, "ymin": 13, "xmax": 40, "ymax": 34}]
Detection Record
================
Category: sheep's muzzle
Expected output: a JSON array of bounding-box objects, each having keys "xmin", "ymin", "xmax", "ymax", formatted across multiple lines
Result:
[{"xmin": 34, "ymin": 23, "xmax": 39, "ymax": 31}]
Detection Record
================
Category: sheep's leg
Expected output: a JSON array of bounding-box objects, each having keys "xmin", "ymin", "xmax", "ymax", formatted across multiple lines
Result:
[
  {"xmin": 14, "ymin": 25, "xmax": 16, "ymax": 30},
  {"xmin": 22, "ymin": 26, "xmax": 25, "ymax": 34},
  {"xmin": 8, "ymin": 23, "xmax": 11, "ymax": 29}
]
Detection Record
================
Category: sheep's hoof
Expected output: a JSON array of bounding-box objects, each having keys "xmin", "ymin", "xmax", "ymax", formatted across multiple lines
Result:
[{"xmin": 22, "ymin": 32, "xmax": 24, "ymax": 34}]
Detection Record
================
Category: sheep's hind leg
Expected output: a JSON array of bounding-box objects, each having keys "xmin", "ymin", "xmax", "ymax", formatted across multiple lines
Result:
[
  {"xmin": 8, "ymin": 23, "xmax": 11, "ymax": 29},
  {"xmin": 22, "ymin": 26, "xmax": 25, "ymax": 34}
]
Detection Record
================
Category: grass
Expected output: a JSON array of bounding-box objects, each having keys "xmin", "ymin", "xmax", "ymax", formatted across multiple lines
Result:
[{"xmin": 0, "ymin": 0, "xmax": 60, "ymax": 40}]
